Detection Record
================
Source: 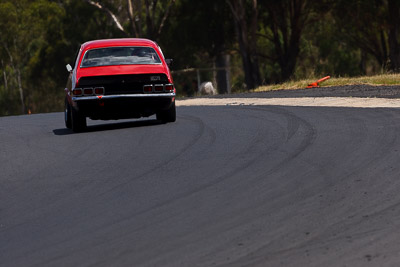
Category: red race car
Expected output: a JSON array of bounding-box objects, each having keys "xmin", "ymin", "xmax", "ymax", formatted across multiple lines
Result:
[{"xmin": 64, "ymin": 38, "xmax": 176, "ymax": 132}]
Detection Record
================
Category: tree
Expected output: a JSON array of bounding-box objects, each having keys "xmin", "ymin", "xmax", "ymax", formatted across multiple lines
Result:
[
  {"xmin": 84, "ymin": 0, "xmax": 176, "ymax": 41},
  {"xmin": 0, "ymin": 1, "xmax": 24, "ymax": 114},
  {"xmin": 258, "ymin": 0, "xmax": 330, "ymax": 82},
  {"xmin": 226, "ymin": 0, "xmax": 261, "ymax": 90},
  {"xmin": 333, "ymin": 0, "xmax": 400, "ymax": 72},
  {"xmin": 163, "ymin": 0, "xmax": 235, "ymax": 93},
  {"xmin": 387, "ymin": 0, "xmax": 400, "ymax": 71},
  {"xmin": 0, "ymin": 0, "xmax": 66, "ymax": 114}
]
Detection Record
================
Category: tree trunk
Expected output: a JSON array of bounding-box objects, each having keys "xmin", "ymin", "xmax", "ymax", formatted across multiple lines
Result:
[
  {"xmin": 1, "ymin": 60, "xmax": 7, "ymax": 91},
  {"xmin": 215, "ymin": 54, "xmax": 231, "ymax": 94},
  {"xmin": 84, "ymin": 0, "xmax": 127, "ymax": 34},
  {"xmin": 3, "ymin": 70, "xmax": 7, "ymax": 91},
  {"xmin": 267, "ymin": 0, "xmax": 307, "ymax": 82},
  {"xmin": 227, "ymin": 0, "xmax": 261, "ymax": 90},
  {"xmin": 388, "ymin": 0, "xmax": 400, "ymax": 71},
  {"xmin": 360, "ymin": 51, "xmax": 367, "ymax": 74},
  {"xmin": 127, "ymin": 0, "xmax": 140, "ymax": 37},
  {"xmin": 89, "ymin": 0, "xmax": 173, "ymax": 41},
  {"xmin": 156, "ymin": 0, "xmax": 175, "ymax": 40},
  {"xmin": 3, "ymin": 43, "xmax": 25, "ymax": 113},
  {"xmin": 145, "ymin": 0, "xmax": 154, "ymax": 39},
  {"xmin": 16, "ymin": 68, "xmax": 24, "ymax": 114}
]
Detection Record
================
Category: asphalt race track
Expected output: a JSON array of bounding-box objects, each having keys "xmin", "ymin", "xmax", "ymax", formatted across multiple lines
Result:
[{"xmin": 2, "ymin": 99, "xmax": 400, "ymax": 266}]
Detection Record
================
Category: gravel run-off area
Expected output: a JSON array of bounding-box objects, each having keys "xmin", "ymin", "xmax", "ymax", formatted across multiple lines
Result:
[{"xmin": 177, "ymin": 85, "xmax": 400, "ymax": 108}]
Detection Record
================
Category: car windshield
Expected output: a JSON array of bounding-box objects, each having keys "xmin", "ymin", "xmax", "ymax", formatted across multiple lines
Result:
[{"xmin": 80, "ymin": 46, "xmax": 162, "ymax": 68}]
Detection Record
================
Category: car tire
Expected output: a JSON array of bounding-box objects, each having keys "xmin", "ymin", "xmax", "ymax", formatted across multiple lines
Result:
[
  {"xmin": 156, "ymin": 102, "xmax": 176, "ymax": 123},
  {"xmin": 65, "ymin": 100, "xmax": 72, "ymax": 129},
  {"xmin": 71, "ymin": 106, "xmax": 87, "ymax": 132}
]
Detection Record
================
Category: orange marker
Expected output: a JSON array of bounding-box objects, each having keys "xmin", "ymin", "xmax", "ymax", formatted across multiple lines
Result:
[{"xmin": 307, "ymin": 76, "xmax": 330, "ymax": 88}]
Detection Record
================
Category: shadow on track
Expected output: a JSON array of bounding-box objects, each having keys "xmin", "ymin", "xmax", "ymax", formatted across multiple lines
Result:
[{"xmin": 53, "ymin": 119, "xmax": 164, "ymax": 135}]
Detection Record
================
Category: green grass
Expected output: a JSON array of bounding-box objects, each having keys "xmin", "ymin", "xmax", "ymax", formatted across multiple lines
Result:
[{"xmin": 255, "ymin": 73, "xmax": 400, "ymax": 92}]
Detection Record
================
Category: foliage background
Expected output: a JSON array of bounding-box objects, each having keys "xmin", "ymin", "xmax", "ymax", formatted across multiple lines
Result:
[{"xmin": 0, "ymin": 0, "xmax": 399, "ymax": 116}]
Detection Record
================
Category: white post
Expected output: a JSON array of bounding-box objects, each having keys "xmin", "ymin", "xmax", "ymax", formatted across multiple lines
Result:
[{"xmin": 196, "ymin": 69, "xmax": 201, "ymax": 90}]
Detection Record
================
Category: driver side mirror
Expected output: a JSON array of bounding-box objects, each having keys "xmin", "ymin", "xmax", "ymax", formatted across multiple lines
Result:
[
  {"xmin": 66, "ymin": 64, "xmax": 72, "ymax": 72},
  {"xmin": 165, "ymin": 59, "xmax": 173, "ymax": 67}
]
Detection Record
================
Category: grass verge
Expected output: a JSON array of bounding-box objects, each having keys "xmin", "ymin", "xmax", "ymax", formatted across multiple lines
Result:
[{"xmin": 255, "ymin": 73, "xmax": 400, "ymax": 92}]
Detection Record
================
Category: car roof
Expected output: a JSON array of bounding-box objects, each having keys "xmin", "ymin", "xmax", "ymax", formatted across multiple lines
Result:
[{"xmin": 80, "ymin": 38, "xmax": 159, "ymax": 51}]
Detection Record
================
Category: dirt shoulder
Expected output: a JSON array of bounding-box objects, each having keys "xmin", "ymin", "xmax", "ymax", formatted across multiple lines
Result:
[{"xmin": 177, "ymin": 84, "xmax": 400, "ymax": 108}]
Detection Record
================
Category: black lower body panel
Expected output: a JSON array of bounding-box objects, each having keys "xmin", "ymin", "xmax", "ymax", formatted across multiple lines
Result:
[{"xmin": 74, "ymin": 97, "xmax": 174, "ymax": 120}]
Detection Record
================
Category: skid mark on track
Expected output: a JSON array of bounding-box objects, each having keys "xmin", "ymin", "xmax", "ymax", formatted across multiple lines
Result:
[
  {"xmin": 243, "ymin": 106, "xmax": 317, "ymax": 172},
  {"xmin": 69, "ymin": 107, "xmax": 286, "ymax": 236},
  {"xmin": 5, "ymin": 106, "xmax": 400, "ymax": 267},
  {"xmin": 223, "ymin": 108, "xmax": 400, "ymax": 267},
  {"xmin": 95, "ymin": 114, "xmax": 216, "ymax": 197},
  {"xmin": 92, "ymin": 106, "xmax": 317, "ymax": 233}
]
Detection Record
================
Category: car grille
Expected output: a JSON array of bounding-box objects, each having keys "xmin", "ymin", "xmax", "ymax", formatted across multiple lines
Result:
[{"xmin": 78, "ymin": 74, "xmax": 169, "ymax": 95}]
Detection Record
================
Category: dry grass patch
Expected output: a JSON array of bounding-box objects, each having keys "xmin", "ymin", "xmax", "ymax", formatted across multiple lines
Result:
[{"xmin": 256, "ymin": 74, "xmax": 400, "ymax": 92}]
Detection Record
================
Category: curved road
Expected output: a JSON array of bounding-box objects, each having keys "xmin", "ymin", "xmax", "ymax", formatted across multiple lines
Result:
[{"xmin": 1, "ymin": 98, "xmax": 400, "ymax": 266}]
